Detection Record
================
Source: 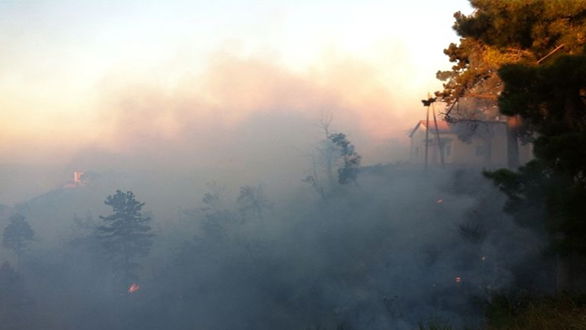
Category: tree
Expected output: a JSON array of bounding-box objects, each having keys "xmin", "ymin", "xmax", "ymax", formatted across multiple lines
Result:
[
  {"xmin": 237, "ymin": 185, "xmax": 272, "ymax": 221},
  {"xmin": 304, "ymin": 130, "xmax": 362, "ymax": 199},
  {"xmin": 97, "ymin": 190, "xmax": 154, "ymax": 282},
  {"xmin": 444, "ymin": 0, "xmax": 586, "ymax": 251},
  {"xmin": 197, "ymin": 184, "xmax": 233, "ymax": 241},
  {"xmin": 437, "ymin": 0, "xmax": 586, "ymax": 111},
  {"xmin": 2, "ymin": 214, "xmax": 34, "ymax": 259},
  {"xmin": 0, "ymin": 262, "xmax": 35, "ymax": 329},
  {"xmin": 488, "ymin": 52, "xmax": 586, "ymax": 251},
  {"xmin": 440, "ymin": 0, "xmax": 586, "ymax": 291},
  {"xmin": 328, "ymin": 133, "xmax": 361, "ymax": 184},
  {"xmin": 436, "ymin": 0, "xmax": 586, "ymax": 170}
]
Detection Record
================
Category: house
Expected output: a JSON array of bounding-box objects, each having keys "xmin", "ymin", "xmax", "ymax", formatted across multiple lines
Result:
[
  {"xmin": 63, "ymin": 171, "xmax": 87, "ymax": 189},
  {"xmin": 409, "ymin": 119, "xmax": 533, "ymax": 169}
]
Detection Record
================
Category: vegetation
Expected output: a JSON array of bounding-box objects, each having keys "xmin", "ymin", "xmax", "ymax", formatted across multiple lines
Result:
[
  {"xmin": 97, "ymin": 190, "xmax": 154, "ymax": 282},
  {"xmin": 304, "ymin": 129, "xmax": 362, "ymax": 201},
  {"xmin": 438, "ymin": 0, "xmax": 586, "ymax": 287},
  {"xmin": 327, "ymin": 133, "xmax": 362, "ymax": 185},
  {"xmin": 432, "ymin": 0, "xmax": 586, "ymax": 324},
  {"xmin": 0, "ymin": 1, "xmax": 585, "ymax": 329},
  {"xmin": 237, "ymin": 185, "xmax": 272, "ymax": 220},
  {"xmin": 436, "ymin": 0, "xmax": 586, "ymax": 120},
  {"xmin": 417, "ymin": 294, "xmax": 586, "ymax": 329},
  {"xmin": 2, "ymin": 214, "xmax": 34, "ymax": 259},
  {"xmin": 486, "ymin": 294, "xmax": 586, "ymax": 329},
  {"xmin": 0, "ymin": 262, "xmax": 35, "ymax": 329}
]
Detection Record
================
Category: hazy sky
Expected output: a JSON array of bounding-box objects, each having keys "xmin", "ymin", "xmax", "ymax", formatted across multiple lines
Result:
[{"xmin": 0, "ymin": 0, "xmax": 472, "ymax": 165}]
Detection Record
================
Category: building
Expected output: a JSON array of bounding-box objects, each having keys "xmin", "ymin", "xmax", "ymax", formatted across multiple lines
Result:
[
  {"xmin": 63, "ymin": 171, "xmax": 87, "ymax": 189},
  {"xmin": 409, "ymin": 119, "xmax": 533, "ymax": 169}
]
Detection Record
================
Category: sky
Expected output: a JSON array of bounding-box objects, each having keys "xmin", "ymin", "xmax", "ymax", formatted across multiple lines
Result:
[{"xmin": 0, "ymin": 0, "xmax": 472, "ymax": 201}]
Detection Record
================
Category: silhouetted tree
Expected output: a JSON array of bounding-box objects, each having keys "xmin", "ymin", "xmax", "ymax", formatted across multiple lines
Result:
[
  {"xmin": 328, "ymin": 133, "xmax": 361, "ymax": 184},
  {"xmin": 436, "ymin": 0, "xmax": 586, "ymax": 168},
  {"xmin": 436, "ymin": 0, "xmax": 586, "ymax": 109},
  {"xmin": 451, "ymin": 0, "xmax": 586, "ymax": 291},
  {"xmin": 0, "ymin": 262, "xmax": 35, "ymax": 329},
  {"xmin": 487, "ymin": 53, "xmax": 586, "ymax": 253},
  {"xmin": 196, "ymin": 183, "xmax": 234, "ymax": 241},
  {"xmin": 305, "ymin": 130, "xmax": 362, "ymax": 198},
  {"xmin": 2, "ymin": 214, "xmax": 34, "ymax": 259},
  {"xmin": 97, "ymin": 190, "xmax": 153, "ymax": 282},
  {"xmin": 237, "ymin": 185, "xmax": 272, "ymax": 220}
]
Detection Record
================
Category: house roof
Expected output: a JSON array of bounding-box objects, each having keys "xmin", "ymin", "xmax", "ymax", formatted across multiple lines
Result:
[{"xmin": 409, "ymin": 120, "xmax": 451, "ymax": 137}]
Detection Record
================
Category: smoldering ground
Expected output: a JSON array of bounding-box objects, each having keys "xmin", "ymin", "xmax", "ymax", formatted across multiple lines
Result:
[{"xmin": 1, "ymin": 161, "xmax": 549, "ymax": 329}]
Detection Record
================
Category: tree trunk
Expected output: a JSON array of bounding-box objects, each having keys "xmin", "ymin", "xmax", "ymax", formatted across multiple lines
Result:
[{"xmin": 556, "ymin": 253, "xmax": 586, "ymax": 293}]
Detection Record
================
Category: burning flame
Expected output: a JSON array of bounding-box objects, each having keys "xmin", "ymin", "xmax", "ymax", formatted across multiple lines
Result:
[
  {"xmin": 455, "ymin": 276, "xmax": 462, "ymax": 284},
  {"xmin": 128, "ymin": 283, "xmax": 140, "ymax": 294}
]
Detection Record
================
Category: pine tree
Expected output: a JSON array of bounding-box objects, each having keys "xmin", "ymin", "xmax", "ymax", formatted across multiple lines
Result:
[
  {"xmin": 446, "ymin": 0, "xmax": 586, "ymax": 291},
  {"xmin": 436, "ymin": 0, "xmax": 586, "ymax": 120},
  {"xmin": 97, "ymin": 190, "xmax": 154, "ymax": 282}
]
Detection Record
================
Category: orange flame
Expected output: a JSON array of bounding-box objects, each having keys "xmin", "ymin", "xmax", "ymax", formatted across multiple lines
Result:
[{"xmin": 128, "ymin": 283, "xmax": 140, "ymax": 293}]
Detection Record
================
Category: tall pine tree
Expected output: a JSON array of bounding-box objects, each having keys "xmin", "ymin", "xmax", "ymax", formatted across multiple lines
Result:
[
  {"xmin": 440, "ymin": 0, "xmax": 586, "ymax": 291},
  {"xmin": 98, "ymin": 190, "xmax": 154, "ymax": 282}
]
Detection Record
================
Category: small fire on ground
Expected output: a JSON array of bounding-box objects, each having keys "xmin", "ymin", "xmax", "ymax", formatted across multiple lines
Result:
[{"xmin": 128, "ymin": 283, "xmax": 140, "ymax": 294}]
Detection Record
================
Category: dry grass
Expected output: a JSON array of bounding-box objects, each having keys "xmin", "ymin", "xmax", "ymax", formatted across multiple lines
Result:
[{"xmin": 486, "ymin": 294, "xmax": 586, "ymax": 330}]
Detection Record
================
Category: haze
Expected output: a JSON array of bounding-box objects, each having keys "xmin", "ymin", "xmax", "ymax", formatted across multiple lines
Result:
[
  {"xmin": 0, "ymin": 0, "xmax": 471, "ymax": 202},
  {"xmin": 1, "ymin": 2, "xmax": 550, "ymax": 330}
]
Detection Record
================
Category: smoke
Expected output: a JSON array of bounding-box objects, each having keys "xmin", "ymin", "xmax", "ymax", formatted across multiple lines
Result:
[
  {"xmin": 0, "ymin": 29, "xmax": 545, "ymax": 330},
  {"xmin": 1, "ymin": 163, "xmax": 550, "ymax": 329},
  {"xmin": 1, "ymin": 49, "xmax": 418, "ymax": 204},
  {"xmin": 95, "ymin": 50, "xmax": 413, "ymax": 159},
  {"xmin": 1, "ymin": 2, "xmax": 531, "ymax": 328}
]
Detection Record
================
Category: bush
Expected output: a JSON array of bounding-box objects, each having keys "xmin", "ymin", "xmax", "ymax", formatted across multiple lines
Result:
[{"xmin": 486, "ymin": 294, "xmax": 586, "ymax": 329}]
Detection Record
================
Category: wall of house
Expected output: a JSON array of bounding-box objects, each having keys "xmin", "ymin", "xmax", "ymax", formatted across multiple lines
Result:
[
  {"xmin": 410, "ymin": 129, "xmax": 437, "ymax": 165},
  {"xmin": 450, "ymin": 135, "xmax": 493, "ymax": 167},
  {"xmin": 488, "ymin": 123, "xmax": 509, "ymax": 168},
  {"xmin": 409, "ymin": 123, "xmax": 511, "ymax": 169},
  {"xmin": 409, "ymin": 129, "xmax": 424, "ymax": 164},
  {"xmin": 409, "ymin": 121, "xmax": 534, "ymax": 170},
  {"xmin": 518, "ymin": 141, "xmax": 534, "ymax": 166},
  {"xmin": 410, "ymin": 130, "xmax": 458, "ymax": 167}
]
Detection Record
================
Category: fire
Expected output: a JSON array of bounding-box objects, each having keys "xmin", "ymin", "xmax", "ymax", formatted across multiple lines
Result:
[
  {"xmin": 436, "ymin": 199, "xmax": 443, "ymax": 204},
  {"xmin": 128, "ymin": 283, "xmax": 140, "ymax": 293},
  {"xmin": 455, "ymin": 276, "xmax": 462, "ymax": 284}
]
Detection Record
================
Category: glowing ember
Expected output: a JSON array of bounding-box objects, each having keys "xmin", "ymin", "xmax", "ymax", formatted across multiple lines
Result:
[
  {"xmin": 128, "ymin": 283, "xmax": 140, "ymax": 293},
  {"xmin": 436, "ymin": 199, "xmax": 443, "ymax": 204},
  {"xmin": 455, "ymin": 276, "xmax": 462, "ymax": 283}
]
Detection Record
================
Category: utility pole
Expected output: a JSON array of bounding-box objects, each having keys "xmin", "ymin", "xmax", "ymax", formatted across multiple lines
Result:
[
  {"xmin": 421, "ymin": 95, "xmax": 436, "ymax": 171},
  {"xmin": 432, "ymin": 102, "xmax": 445, "ymax": 168}
]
